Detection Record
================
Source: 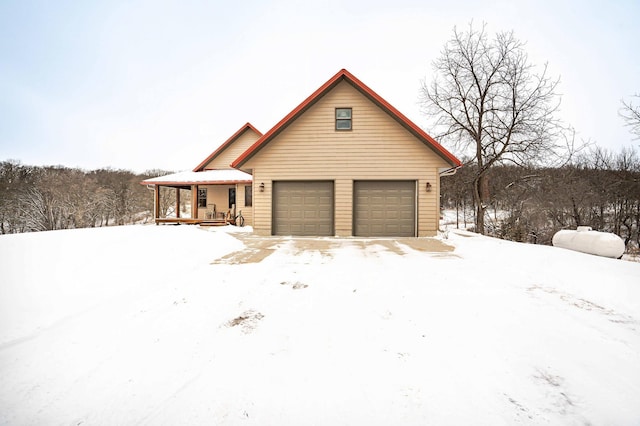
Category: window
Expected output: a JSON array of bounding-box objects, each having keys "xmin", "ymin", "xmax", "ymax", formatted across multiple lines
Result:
[
  {"xmin": 336, "ymin": 108, "xmax": 352, "ymax": 130},
  {"xmin": 197, "ymin": 188, "xmax": 207, "ymax": 208},
  {"xmin": 245, "ymin": 185, "xmax": 252, "ymax": 207}
]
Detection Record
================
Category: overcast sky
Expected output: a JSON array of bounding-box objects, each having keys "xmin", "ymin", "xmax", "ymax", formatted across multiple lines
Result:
[{"xmin": 1, "ymin": 0, "xmax": 638, "ymax": 172}]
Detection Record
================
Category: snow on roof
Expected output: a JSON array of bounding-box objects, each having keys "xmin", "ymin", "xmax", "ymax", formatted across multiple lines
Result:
[{"xmin": 140, "ymin": 169, "xmax": 252, "ymax": 186}]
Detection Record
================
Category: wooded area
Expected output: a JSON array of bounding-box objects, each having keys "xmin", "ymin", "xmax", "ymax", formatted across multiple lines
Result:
[
  {"xmin": 0, "ymin": 161, "xmax": 180, "ymax": 233},
  {"xmin": 441, "ymin": 146, "xmax": 640, "ymax": 252},
  {"xmin": 4, "ymin": 143, "xmax": 639, "ymax": 254}
]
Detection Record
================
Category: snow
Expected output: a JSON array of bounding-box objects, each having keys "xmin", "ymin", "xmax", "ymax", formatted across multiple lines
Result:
[
  {"xmin": 141, "ymin": 169, "xmax": 252, "ymax": 185},
  {"xmin": 1, "ymin": 224, "xmax": 639, "ymax": 425}
]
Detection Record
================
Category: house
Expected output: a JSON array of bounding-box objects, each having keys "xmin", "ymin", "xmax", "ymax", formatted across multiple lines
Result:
[
  {"xmin": 233, "ymin": 69, "xmax": 461, "ymax": 237},
  {"xmin": 142, "ymin": 69, "xmax": 462, "ymax": 236},
  {"xmin": 140, "ymin": 123, "xmax": 262, "ymax": 226}
]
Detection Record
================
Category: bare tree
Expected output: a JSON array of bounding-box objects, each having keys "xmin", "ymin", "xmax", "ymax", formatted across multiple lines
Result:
[
  {"xmin": 620, "ymin": 94, "xmax": 640, "ymax": 139},
  {"xmin": 422, "ymin": 22, "xmax": 567, "ymax": 234}
]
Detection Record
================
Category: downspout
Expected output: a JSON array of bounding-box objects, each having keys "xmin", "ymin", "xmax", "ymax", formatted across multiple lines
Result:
[
  {"xmin": 438, "ymin": 166, "xmax": 462, "ymax": 232},
  {"xmin": 146, "ymin": 185, "xmax": 157, "ymax": 222},
  {"xmin": 439, "ymin": 166, "xmax": 461, "ymax": 177}
]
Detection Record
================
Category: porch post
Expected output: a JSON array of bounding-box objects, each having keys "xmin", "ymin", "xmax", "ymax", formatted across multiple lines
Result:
[
  {"xmin": 154, "ymin": 185, "xmax": 160, "ymax": 224},
  {"xmin": 176, "ymin": 188, "xmax": 181, "ymax": 219},
  {"xmin": 192, "ymin": 185, "xmax": 198, "ymax": 220}
]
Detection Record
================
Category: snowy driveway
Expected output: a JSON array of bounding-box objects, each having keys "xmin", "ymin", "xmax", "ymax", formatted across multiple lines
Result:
[
  {"xmin": 1, "ymin": 225, "xmax": 639, "ymax": 425},
  {"xmin": 213, "ymin": 231, "xmax": 456, "ymax": 264}
]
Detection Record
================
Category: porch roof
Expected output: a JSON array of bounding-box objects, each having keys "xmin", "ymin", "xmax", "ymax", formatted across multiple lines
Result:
[{"xmin": 141, "ymin": 169, "xmax": 252, "ymax": 186}]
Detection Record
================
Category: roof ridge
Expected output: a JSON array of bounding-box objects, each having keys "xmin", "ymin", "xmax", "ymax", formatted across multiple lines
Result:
[{"xmin": 231, "ymin": 69, "xmax": 461, "ymax": 169}]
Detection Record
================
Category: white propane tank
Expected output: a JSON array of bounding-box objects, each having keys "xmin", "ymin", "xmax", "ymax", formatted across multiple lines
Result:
[{"xmin": 552, "ymin": 226, "xmax": 625, "ymax": 259}]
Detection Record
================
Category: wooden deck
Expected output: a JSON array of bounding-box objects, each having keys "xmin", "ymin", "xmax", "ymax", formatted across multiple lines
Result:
[{"xmin": 155, "ymin": 218, "xmax": 235, "ymax": 226}]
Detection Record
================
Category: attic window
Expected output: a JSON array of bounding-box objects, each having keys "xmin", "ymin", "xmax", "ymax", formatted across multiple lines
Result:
[{"xmin": 335, "ymin": 108, "xmax": 352, "ymax": 130}]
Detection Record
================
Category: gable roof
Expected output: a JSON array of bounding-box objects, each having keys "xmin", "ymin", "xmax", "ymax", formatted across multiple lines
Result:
[
  {"xmin": 194, "ymin": 122, "xmax": 262, "ymax": 172},
  {"xmin": 231, "ymin": 69, "xmax": 462, "ymax": 169}
]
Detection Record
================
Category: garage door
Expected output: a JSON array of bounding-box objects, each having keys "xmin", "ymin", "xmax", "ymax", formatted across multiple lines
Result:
[
  {"xmin": 354, "ymin": 181, "xmax": 416, "ymax": 237},
  {"xmin": 273, "ymin": 181, "xmax": 334, "ymax": 236}
]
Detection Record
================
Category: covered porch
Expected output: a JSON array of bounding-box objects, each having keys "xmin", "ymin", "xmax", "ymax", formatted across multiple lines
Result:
[{"xmin": 140, "ymin": 170, "xmax": 253, "ymax": 226}]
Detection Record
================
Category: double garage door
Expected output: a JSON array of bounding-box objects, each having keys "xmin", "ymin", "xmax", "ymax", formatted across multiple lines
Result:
[{"xmin": 272, "ymin": 180, "xmax": 416, "ymax": 237}]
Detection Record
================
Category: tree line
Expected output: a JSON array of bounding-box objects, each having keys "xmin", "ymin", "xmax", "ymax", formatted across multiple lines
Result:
[
  {"xmin": 3, "ymin": 153, "xmax": 638, "ymax": 255},
  {"xmin": 0, "ymin": 161, "xmax": 176, "ymax": 233},
  {"xmin": 441, "ymin": 146, "xmax": 640, "ymax": 251}
]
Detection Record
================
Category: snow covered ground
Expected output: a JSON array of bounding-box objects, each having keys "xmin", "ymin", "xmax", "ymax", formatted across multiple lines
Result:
[{"xmin": 1, "ymin": 224, "xmax": 639, "ymax": 425}]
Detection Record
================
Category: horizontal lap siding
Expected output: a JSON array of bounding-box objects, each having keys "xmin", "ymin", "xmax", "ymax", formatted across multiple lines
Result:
[
  {"xmin": 244, "ymin": 81, "xmax": 449, "ymax": 236},
  {"xmin": 419, "ymin": 177, "xmax": 439, "ymax": 236},
  {"xmin": 204, "ymin": 129, "xmax": 261, "ymax": 169},
  {"xmin": 335, "ymin": 179, "xmax": 352, "ymax": 236},
  {"xmin": 236, "ymin": 184, "xmax": 253, "ymax": 226},
  {"xmin": 197, "ymin": 185, "xmax": 228, "ymax": 219},
  {"xmin": 251, "ymin": 173, "xmax": 272, "ymax": 235}
]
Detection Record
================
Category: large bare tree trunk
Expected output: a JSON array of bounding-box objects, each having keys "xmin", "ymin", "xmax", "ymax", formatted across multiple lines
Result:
[{"xmin": 473, "ymin": 176, "xmax": 484, "ymax": 234}]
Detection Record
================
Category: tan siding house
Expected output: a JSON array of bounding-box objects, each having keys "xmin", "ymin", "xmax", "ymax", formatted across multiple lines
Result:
[
  {"xmin": 142, "ymin": 69, "xmax": 461, "ymax": 235},
  {"xmin": 233, "ymin": 69, "xmax": 462, "ymax": 237}
]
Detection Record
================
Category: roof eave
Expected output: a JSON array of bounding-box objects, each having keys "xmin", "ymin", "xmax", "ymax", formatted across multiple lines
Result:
[{"xmin": 140, "ymin": 179, "xmax": 252, "ymax": 186}]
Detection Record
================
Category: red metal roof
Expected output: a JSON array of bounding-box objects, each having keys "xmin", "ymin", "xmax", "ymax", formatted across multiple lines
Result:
[
  {"xmin": 231, "ymin": 69, "xmax": 462, "ymax": 169},
  {"xmin": 193, "ymin": 122, "xmax": 262, "ymax": 172}
]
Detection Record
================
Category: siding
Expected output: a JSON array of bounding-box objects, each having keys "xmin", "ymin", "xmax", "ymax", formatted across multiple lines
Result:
[
  {"xmin": 236, "ymin": 183, "xmax": 253, "ymax": 226},
  {"xmin": 243, "ymin": 81, "xmax": 449, "ymax": 236},
  {"xmin": 203, "ymin": 128, "xmax": 261, "ymax": 170},
  {"xmin": 196, "ymin": 185, "xmax": 227, "ymax": 219}
]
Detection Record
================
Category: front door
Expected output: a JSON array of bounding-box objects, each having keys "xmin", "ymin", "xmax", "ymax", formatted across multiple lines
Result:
[{"xmin": 229, "ymin": 188, "xmax": 236, "ymax": 210}]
